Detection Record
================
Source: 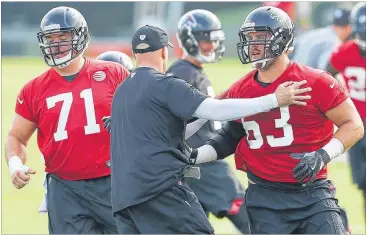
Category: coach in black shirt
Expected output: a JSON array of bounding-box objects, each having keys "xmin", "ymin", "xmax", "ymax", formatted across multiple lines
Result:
[{"xmin": 110, "ymin": 25, "xmax": 310, "ymax": 234}]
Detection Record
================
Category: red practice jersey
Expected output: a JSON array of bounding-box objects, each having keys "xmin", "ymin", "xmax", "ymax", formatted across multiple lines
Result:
[
  {"xmin": 224, "ymin": 62, "xmax": 348, "ymax": 182},
  {"xmin": 330, "ymin": 40, "xmax": 366, "ymax": 121},
  {"xmin": 15, "ymin": 58, "xmax": 129, "ymax": 180}
]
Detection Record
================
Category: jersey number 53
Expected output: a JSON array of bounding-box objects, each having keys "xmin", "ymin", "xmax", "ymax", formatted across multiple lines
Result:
[{"xmin": 241, "ymin": 106, "xmax": 294, "ymax": 149}]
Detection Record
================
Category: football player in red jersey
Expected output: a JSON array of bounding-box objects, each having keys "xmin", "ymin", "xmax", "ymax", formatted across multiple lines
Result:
[
  {"xmin": 328, "ymin": 2, "xmax": 366, "ymax": 214},
  {"xmin": 5, "ymin": 6, "xmax": 129, "ymax": 234},
  {"xmin": 188, "ymin": 6, "xmax": 364, "ymax": 234}
]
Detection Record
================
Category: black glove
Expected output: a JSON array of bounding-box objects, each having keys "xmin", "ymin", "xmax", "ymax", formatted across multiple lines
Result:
[
  {"xmin": 102, "ymin": 116, "xmax": 111, "ymax": 133},
  {"xmin": 291, "ymin": 149, "xmax": 331, "ymax": 187}
]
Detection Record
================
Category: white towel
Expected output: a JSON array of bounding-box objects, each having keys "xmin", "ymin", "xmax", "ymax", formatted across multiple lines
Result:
[{"xmin": 38, "ymin": 172, "xmax": 48, "ymax": 214}]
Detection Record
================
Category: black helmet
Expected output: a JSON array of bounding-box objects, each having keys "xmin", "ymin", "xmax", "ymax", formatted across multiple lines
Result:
[
  {"xmin": 350, "ymin": 2, "xmax": 366, "ymax": 50},
  {"xmin": 237, "ymin": 6, "xmax": 295, "ymax": 68},
  {"xmin": 37, "ymin": 6, "xmax": 90, "ymax": 68},
  {"xmin": 177, "ymin": 9, "xmax": 225, "ymax": 63},
  {"xmin": 96, "ymin": 51, "xmax": 134, "ymax": 72}
]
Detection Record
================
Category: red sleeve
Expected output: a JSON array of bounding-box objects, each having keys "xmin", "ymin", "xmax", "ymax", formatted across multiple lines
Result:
[
  {"xmin": 15, "ymin": 81, "xmax": 37, "ymax": 122},
  {"xmin": 216, "ymin": 88, "xmax": 230, "ymax": 99},
  {"xmin": 216, "ymin": 76, "xmax": 246, "ymax": 99},
  {"xmin": 109, "ymin": 63, "xmax": 130, "ymax": 90},
  {"xmin": 313, "ymin": 72, "xmax": 349, "ymax": 114},
  {"xmin": 330, "ymin": 45, "xmax": 347, "ymax": 72},
  {"xmin": 116, "ymin": 63, "xmax": 130, "ymax": 83}
]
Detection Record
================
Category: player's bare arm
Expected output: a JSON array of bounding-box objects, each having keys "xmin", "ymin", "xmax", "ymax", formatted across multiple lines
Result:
[
  {"xmin": 192, "ymin": 80, "xmax": 311, "ymax": 121},
  {"xmin": 187, "ymin": 121, "xmax": 247, "ymax": 165},
  {"xmin": 5, "ymin": 114, "xmax": 37, "ymax": 189},
  {"xmin": 291, "ymin": 98, "xmax": 364, "ymax": 186},
  {"xmin": 325, "ymin": 98, "xmax": 364, "ymax": 151}
]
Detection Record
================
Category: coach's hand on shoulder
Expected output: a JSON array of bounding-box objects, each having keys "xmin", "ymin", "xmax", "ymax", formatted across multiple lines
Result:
[
  {"xmin": 291, "ymin": 149, "xmax": 331, "ymax": 187},
  {"xmin": 8, "ymin": 156, "xmax": 36, "ymax": 189},
  {"xmin": 102, "ymin": 116, "xmax": 111, "ymax": 133},
  {"xmin": 275, "ymin": 80, "xmax": 312, "ymax": 107}
]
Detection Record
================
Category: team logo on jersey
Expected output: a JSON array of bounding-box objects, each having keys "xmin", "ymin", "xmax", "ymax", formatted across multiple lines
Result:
[
  {"xmin": 93, "ymin": 71, "xmax": 106, "ymax": 81},
  {"xmin": 17, "ymin": 97, "xmax": 24, "ymax": 104}
]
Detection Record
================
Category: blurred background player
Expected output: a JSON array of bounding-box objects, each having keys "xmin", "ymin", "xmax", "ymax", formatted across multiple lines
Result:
[
  {"xmin": 167, "ymin": 9, "xmax": 250, "ymax": 234},
  {"xmin": 5, "ymin": 6, "xmax": 129, "ymax": 234},
  {"xmin": 96, "ymin": 51, "xmax": 134, "ymax": 72},
  {"xmin": 291, "ymin": 7, "xmax": 352, "ymax": 70},
  {"xmin": 328, "ymin": 2, "xmax": 366, "ymax": 216}
]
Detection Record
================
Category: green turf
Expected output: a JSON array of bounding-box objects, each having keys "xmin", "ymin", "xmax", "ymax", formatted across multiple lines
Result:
[{"xmin": 2, "ymin": 57, "xmax": 365, "ymax": 234}]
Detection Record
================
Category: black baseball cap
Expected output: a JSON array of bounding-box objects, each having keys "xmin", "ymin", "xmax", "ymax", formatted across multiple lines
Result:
[
  {"xmin": 333, "ymin": 8, "xmax": 351, "ymax": 26},
  {"xmin": 132, "ymin": 25, "xmax": 173, "ymax": 54}
]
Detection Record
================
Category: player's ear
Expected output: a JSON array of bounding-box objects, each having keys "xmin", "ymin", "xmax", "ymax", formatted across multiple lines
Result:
[{"xmin": 162, "ymin": 47, "xmax": 168, "ymax": 60}]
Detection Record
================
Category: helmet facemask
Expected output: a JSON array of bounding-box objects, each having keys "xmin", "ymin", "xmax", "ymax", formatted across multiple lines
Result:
[
  {"xmin": 237, "ymin": 25, "xmax": 294, "ymax": 69},
  {"xmin": 355, "ymin": 31, "xmax": 366, "ymax": 51},
  {"xmin": 37, "ymin": 27, "xmax": 90, "ymax": 68}
]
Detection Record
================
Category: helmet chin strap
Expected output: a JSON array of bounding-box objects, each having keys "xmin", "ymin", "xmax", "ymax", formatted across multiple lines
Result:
[
  {"xmin": 196, "ymin": 51, "xmax": 216, "ymax": 63},
  {"xmin": 56, "ymin": 60, "xmax": 72, "ymax": 69},
  {"xmin": 54, "ymin": 51, "xmax": 73, "ymax": 68},
  {"xmin": 54, "ymin": 48, "xmax": 85, "ymax": 68},
  {"xmin": 251, "ymin": 57, "xmax": 274, "ymax": 69},
  {"xmin": 182, "ymin": 48, "xmax": 216, "ymax": 64}
]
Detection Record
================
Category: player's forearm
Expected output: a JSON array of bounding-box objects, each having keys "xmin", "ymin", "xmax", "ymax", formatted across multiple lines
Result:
[
  {"xmin": 190, "ymin": 121, "xmax": 245, "ymax": 164},
  {"xmin": 192, "ymin": 95, "xmax": 278, "ymax": 121},
  {"xmin": 5, "ymin": 134, "xmax": 27, "ymax": 164},
  {"xmin": 185, "ymin": 118, "xmax": 208, "ymax": 140},
  {"xmin": 332, "ymin": 120, "xmax": 364, "ymax": 153}
]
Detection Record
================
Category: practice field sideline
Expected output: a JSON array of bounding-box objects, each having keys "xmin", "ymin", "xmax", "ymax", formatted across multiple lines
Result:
[{"xmin": 2, "ymin": 57, "xmax": 365, "ymax": 234}]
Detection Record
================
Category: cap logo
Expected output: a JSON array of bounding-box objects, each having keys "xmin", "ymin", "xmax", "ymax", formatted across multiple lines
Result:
[
  {"xmin": 334, "ymin": 9, "xmax": 343, "ymax": 19},
  {"xmin": 140, "ymin": 35, "xmax": 146, "ymax": 40}
]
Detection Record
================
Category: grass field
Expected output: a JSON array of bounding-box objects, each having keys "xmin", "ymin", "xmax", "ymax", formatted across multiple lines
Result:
[{"xmin": 2, "ymin": 57, "xmax": 366, "ymax": 234}]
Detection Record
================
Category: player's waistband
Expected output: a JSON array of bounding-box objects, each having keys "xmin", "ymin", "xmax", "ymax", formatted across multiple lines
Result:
[{"xmin": 247, "ymin": 170, "xmax": 328, "ymax": 192}]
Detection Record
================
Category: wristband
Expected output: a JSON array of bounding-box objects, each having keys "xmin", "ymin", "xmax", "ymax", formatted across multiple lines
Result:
[
  {"xmin": 321, "ymin": 138, "xmax": 344, "ymax": 161},
  {"xmin": 8, "ymin": 156, "xmax": 24, "ymax": 176}
]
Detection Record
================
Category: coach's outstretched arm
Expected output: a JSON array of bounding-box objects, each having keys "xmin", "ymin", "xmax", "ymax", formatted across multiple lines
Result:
[
  {"xmin": 5, "ymin": 114, "xmax": 37, "ymax": 189},
  {"xmin": 186, "ymin": 80, "xmax": 312, "ymax": 164},
  {"xmin": 192, "ymin": 80, "xmax": 311, "ymax": 121}
]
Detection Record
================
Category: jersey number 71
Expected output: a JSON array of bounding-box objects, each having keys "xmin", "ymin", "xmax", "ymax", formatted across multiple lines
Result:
[{"xmin": 46, "ymin": 88, "xmax": 101, "ymax": 142}]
